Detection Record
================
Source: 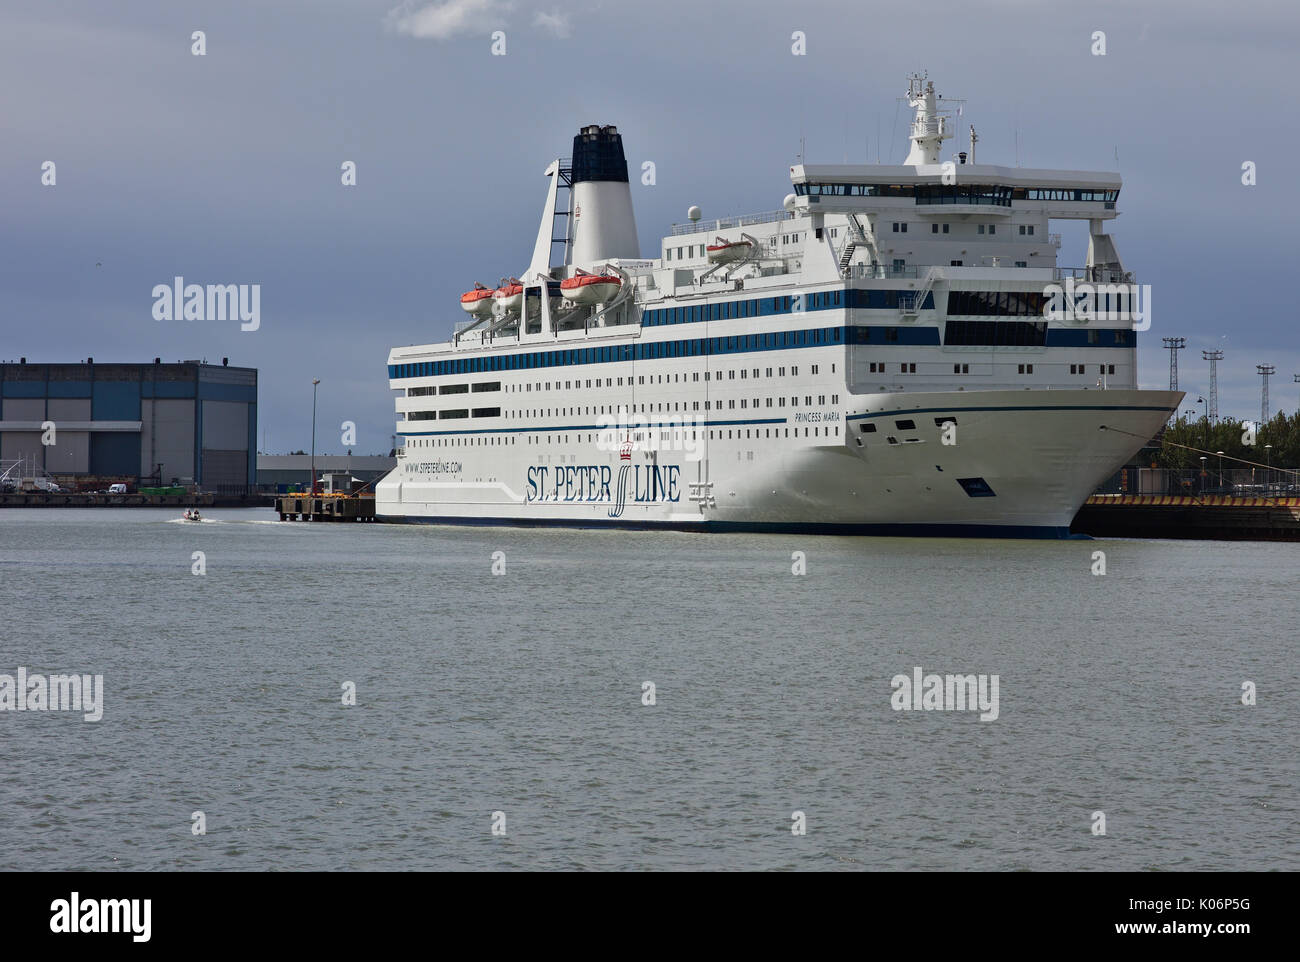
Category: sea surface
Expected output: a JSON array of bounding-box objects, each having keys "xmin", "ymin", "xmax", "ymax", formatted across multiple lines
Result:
[{"xmin": 1, "ymin": 508, "xmax": 1296, "ymax": 871}]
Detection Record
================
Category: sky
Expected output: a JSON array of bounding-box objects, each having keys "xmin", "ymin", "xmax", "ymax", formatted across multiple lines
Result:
[{"xmin": 4, "ymin": 0, "xmax": 1299, "ymax": 454}]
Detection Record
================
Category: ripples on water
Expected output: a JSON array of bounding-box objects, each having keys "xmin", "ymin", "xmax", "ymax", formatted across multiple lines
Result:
[{"xmin": 1, "ymin": 508, "xmax": 1296, "ymax": 870}]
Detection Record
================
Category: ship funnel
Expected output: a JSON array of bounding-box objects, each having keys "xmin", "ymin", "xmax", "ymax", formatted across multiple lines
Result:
[{"xmin": 568, "ymin": 124, "xmax": 640, "ymax": 267}]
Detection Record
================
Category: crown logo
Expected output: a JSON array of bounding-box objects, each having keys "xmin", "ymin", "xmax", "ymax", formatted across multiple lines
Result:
[{"xmin": 620, "ymin": 438, "xmax": 633, "ymax": 460}]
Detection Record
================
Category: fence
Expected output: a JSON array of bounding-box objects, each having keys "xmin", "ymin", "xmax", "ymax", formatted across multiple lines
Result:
[{"xmin": 1095, "ymin": 466, "xmax": 1300, "ymax": 498}]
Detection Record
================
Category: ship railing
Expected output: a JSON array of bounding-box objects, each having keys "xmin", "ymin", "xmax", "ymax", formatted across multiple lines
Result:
[
  {"xmin": 844, "ymin": 264, "xmax": 920, "ymax": 280},
  {"xmin": 669, "ymin": 208, "xmax": 795, "ymax": 236},
  {"xmin": 1053, "ymin": 266, "xmax": 1135, "ymax": 284}
]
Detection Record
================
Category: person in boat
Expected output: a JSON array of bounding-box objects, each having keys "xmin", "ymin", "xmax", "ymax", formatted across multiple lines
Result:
[{"xmin": 191, "ymin": 509, "xmax": 201, "ymax": 521}]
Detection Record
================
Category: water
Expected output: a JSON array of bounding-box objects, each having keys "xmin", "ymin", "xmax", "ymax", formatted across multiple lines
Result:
[{"xmin": 1, "ymin": 508, "xmax": 1296, "ymax": 871}]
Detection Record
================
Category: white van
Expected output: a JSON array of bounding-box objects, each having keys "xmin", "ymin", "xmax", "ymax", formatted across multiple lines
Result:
[{"xmin": 108, "ymin": 483, "xmax": 128, "ymax": 494}]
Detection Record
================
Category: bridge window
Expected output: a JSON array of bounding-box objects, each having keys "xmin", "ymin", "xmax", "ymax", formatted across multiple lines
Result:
[
  {"xmin": 946, "ymin": 291, "xmax": 1047, "ymax": 318},
  {"xmin": 945, "ymin": 320, "xmax": 1047, "ymax": 346}
]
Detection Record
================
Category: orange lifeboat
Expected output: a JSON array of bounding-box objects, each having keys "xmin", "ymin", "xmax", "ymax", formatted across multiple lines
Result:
[
  {"xmin": 459, "ymin": 282, "xmax": 495, "ymax": 316},
  {"xmin": 560, "ymin": 269, "xmax": 621, "ymax": 305},
  {"xmin": 491, "ymin": 278, "xmax": 524, "ymax": 313},
  {"xmin": 706, "ymin": 236, "xmax": 752, "ymax": 264}
]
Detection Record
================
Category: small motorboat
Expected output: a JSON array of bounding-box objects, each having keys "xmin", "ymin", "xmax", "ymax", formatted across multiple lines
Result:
[
  {"xmin": 183, "ymin": 509, "xmax": 202, "ymax": 522},
  {"xmin": 560, "ymin": 269, "xmax": 621, "ymax": 304}
]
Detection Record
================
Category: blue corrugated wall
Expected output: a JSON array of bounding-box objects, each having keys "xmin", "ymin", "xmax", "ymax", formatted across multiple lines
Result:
[{"xmin": 90, "ymin": 433, "xmax": 141, "ymax": 476}]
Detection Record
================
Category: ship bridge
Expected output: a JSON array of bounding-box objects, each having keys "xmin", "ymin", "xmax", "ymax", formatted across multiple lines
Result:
[{"xmin": 789, "ymin": 163, "xmax": 1121, "ymax": 222}]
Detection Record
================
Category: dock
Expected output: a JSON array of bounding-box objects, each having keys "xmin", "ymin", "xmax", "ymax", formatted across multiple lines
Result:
[
  {"xmin": 276, "ymin": 494, "xmax": 376, "ymax": 522},
  {"xmin": 2, "ymin": 491, "xmax": 222, "ymax": 508},
  {"xmin": 1071, "ymin": 495, "xmax": 1300, "ymax": 541}
]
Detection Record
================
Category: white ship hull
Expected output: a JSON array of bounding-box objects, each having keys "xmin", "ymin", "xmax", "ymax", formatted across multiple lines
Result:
[{"xmin": 376, "ymin": 389, "xmax": 1179, "ymax": 537}]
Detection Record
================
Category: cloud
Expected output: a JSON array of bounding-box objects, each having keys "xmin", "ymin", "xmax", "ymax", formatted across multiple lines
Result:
[
  {"xmin": 533, "ymin": 8, "xmax": 572, "ymax": 38},
  {"xmin": 385, "ymin": 0, "xmax": 513, "ymax": 41}
]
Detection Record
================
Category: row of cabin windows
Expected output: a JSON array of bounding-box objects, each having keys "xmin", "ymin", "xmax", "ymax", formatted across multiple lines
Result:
[
  {"xmin": 492, "ymin": 364, "xmax": 833, "ymax": 393},
  {"xmin": 642, "ymin": 291, "xmax": 842, "ymax": 325},
  {"xmin": 406, "ymin": 382, "xmax": 497, "ymax": 396},
  {"xmin": 641, "ymin": 289, "xmax": 994, "ymax": 326},
  {"xmin": 508, "ymin": 393, "xmax": 844, "ymax": 417},
  {"xmin": 929, "ymin": 224, "xmax": 1035, "ymax": 236},
  {"xmin": 795, "ymin": 183, "xmax": 1117, "ymax": 204},
  {"xmin": 863, "ymin": 361, "xmax": 1119, "ymax": 377},
  {"xmin": 867, "ymin": 362, "xmax": 918, "ymax": 374},
  {"xmin": 407, "ymin": 407, "xmax": 502, "ymax": 421},
  {"xmin": 406, "ymin": 352, "xmax": 1126, "ymax": 412},
  {"xmin": 407, "ymin": 436, "xmax": 517, "ymax": 447},
  {"xmin": 665, "ymin": 245, "xmax": 706, "ymax": 261},
  {"xmin": 408, "ymin": 393, "xmax": 846, "ymax": 423},
  {"xmin": 407, "ymin": 427, "xmax": 843, "ymax": 448}
]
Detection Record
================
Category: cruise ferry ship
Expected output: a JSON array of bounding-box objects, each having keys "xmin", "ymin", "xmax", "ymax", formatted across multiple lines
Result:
[{"xmin": 376, "ymin": 75, "xmax": 1181, "ymax": 536}]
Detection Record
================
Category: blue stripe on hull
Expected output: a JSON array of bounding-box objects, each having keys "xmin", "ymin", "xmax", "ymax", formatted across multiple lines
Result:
[{"xmin": 376, "ymin": 514, "xmax": 1086, "ymax": 540}]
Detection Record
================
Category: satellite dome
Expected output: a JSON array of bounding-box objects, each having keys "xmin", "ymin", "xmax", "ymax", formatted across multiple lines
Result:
[
  {"xmin": 782, "ymin": 193, "xmax": 797, "ymax": 210},
  {"xmin": 687, "ymin": 205, "xmax": 701, "ymax": 222}
]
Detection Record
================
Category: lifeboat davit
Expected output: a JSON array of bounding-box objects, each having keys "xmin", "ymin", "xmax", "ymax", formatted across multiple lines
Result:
[
  {"xmin": 491, "ymin": 278, "xmax": 524, "ymax": 313},
  {"xmin": 706, "ymin": 236, "xmax": 752, "ymax": 263},
  {"xmin": 560, "ymin": 269, "xmax": 621, "ymax": 305},
  {"xmin": 459, "ymin": 282, "xmax": 495, "ymax": 316}
]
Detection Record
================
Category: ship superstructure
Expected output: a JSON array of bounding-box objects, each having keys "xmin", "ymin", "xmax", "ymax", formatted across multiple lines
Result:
[{"xmin": 376, "ymin": 76, "xmax": 1180, "ymax": 536}]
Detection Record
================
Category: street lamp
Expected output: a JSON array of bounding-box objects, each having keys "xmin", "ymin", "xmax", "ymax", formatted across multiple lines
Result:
[
  {"xmin": 1266, "ymin": 444, "xmax": 1273, "ymax": 493},
  {"xmin": 1196, "ymin": 396, "xmax": 1208, "ymax": 449},
  {"xmin": 1216, "ymin": 450, "xmax": 1224, "ymax": 492},
  {"xmin": 311, "ymin": 378, "xmax": 320, "ymax": 496}
]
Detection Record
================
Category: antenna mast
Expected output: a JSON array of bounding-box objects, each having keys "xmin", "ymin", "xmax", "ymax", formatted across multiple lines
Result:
[
  {"xmin": 1257, "ymin": 365, "xmax": 1276, "ymax": 426},
  {"xmin": 1202, "ymin": 350, "xmax": 1223, "ymax": 421},
  {"xmin": 1162, "ymin": 337, "xmax": 1185, "ymax": 391}
]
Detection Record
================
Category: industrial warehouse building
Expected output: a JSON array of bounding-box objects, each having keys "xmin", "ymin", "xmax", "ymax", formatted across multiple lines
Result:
[{"xmin": 0, "ymin": 360, "xmax": 257, "ymax": 491}]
